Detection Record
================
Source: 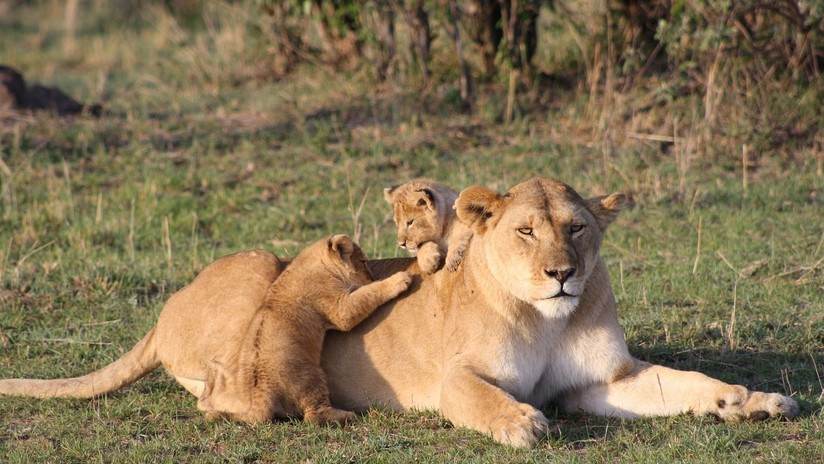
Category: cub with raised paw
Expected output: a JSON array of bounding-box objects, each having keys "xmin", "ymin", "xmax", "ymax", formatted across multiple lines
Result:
[
  {"xmin": 197, "ymin": 234, "xmax": 411, "ymax": 425},
  {"xmin": 384, "ymin": 178, "xmax": 473, "ymax": 274}
]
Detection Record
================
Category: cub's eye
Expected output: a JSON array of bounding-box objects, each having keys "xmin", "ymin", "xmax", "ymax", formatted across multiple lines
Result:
[
  {"xmin": 406, "ymin": 219, "xmax": 414, "ymax": 227},
  {"xmin": 570, "ymin": 224, "xmax": 585, "ymax": 234},
  {"xmin": 517, "ymin": 227, "xmax": 533, "ymax": 236}
]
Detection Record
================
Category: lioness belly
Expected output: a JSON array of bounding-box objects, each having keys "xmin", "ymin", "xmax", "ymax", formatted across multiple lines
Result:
[{"xmin": 322, "ymin": 276, "xmax": 443, "ymax": 412}]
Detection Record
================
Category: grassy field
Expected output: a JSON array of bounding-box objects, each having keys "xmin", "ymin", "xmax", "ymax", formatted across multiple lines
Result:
[{"xmin": 1, "ymin": 1, "xmax": 822, "ymax": 462}]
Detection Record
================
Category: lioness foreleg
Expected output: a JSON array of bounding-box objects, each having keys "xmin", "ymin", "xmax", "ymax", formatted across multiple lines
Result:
[
  {"xmin": 441, "ymin": 365, "xmax": 548, "ymax": 448},
  {"xmin": 562, "ymin": 360, "xmax": 798, "ymax": 421}
]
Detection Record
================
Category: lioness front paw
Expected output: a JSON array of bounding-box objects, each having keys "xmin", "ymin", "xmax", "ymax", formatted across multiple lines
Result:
[
  {"xmin": 714, "ymin": 385, "xmax": 798, "ymax": 422},
  {"xmin": 489, "ymin": 403, "xmax": 549, "ymax": 448},
  {"xmin": 417, "ymin": 242, "xmax": 442, "ymax": 274},
  {"xmin": 745, "ymin": 391, "xmax": 799, "ymax": 420}
]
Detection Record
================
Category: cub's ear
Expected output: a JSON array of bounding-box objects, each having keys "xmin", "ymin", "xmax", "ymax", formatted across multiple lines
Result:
[
  {"xmin": 586, "ymin": 193, "xmax": 632, "ymax": 231},
  {"xmin": 412, "ymin": 188, "xmax": 435, "ymax": 210},
  {"xmin": 383, "ymin": 186, "xmax": 398, "ymax": 203},
  {"xmin": 328, "ymin": 234, "xmax": 355, "ymax": 262},
  {"xmin": 455, "ymin": 186, "xmax": 504, "ymax": 234}
]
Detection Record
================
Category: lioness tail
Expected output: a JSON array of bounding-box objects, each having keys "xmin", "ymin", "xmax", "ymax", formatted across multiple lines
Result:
[{"xmin": 0, "ymin": 328, "xmax": 160, "ymax": 398}]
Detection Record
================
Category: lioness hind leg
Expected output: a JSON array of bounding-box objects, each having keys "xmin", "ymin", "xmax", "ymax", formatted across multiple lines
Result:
[{"xmin": 198, "ymin": 360, "xmax": 268, "ymax": 422}]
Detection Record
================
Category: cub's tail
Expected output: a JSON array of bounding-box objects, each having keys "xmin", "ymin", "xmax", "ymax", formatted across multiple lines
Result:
[{"xmin": 0, "ymin": 328, "xmax": 160, "ymax": 398}]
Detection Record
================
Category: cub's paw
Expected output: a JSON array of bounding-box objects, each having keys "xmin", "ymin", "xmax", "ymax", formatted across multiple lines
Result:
[
  {"xmin": 446, "ymin": 231, "xmax": 472, "ymax": 272},
  {"xmin": 417, "ymin": 242, "xmax": 442, "ymax": 274},
  {"xmin": 489, "ymin": 403, "xmax": 549, "ymax": 448},
  {"xmin": 202, "ymin": 410, "xmax": 224, "ymax": 421},
  {"xmin": 386, "ymin": 271, "xmax": 413, "ymax": 297},
  {"xmin": 445, "ymin": 249, "xmax": 465, "ymax": 272},
  {"xmin": 714, "ymin": 385, "xmax": 798, "ymax": 422},
  {"xmin": 305, "ymin": 406, "xmax": 357, "ymax": 425}
]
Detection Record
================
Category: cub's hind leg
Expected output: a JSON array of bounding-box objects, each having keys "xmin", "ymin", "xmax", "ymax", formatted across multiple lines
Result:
[{"xmin": 292, "ymin": 363, "xmax": 356, "ymax": 425}]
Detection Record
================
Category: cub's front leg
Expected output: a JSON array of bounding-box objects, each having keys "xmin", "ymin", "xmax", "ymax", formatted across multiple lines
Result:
[
  {"xmin": 445, "ymin": 230, "xmax": 473, "ymax": 272},
  {"xmin": 416, "ymin": 241, "xmax": 442, "ymax": 274},
  {"xmin": 327, "ymin": 271, "xmax": 412, "ymax": 331},
  {"xmin": 440, "ymin": 365, "xmax": 548, "ymax": 448}
]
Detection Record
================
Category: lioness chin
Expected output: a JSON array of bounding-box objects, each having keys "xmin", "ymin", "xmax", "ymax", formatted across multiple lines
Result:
[{"xmin": 0, "ymin": 177, "xmax": 798, "ymax": 448}]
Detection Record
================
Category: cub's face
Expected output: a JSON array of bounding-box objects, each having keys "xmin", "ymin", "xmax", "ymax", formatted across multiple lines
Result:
[
  {"xmin": 391, "ymin": 201, "xmax": 442, "ymax": 252},
  {"xmin": 324, "ymin": 235, "xmax": 374, "ymax": 287},
  {"xmin": 456, "ymin": 178, "xmax": 628, "ymax": 319},
  {"xmin": 344, "ymin": 245, "xmax": 374, "ymax": 286},
  {"xmin": 385, "ymin": 187, "xmax": 445, "ymax": 253}
]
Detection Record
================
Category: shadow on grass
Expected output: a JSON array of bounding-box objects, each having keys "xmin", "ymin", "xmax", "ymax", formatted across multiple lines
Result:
[{"xmin": 1, "ymin": 87, "xmax": 499, "ymax": 164}]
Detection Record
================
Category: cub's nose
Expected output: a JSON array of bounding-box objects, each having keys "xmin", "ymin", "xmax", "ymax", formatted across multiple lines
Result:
[
  {"xmin": 398, "ymin": 241, "xmax": 407, "ymax": 249},
  {"xmin": 545, "ymin": 267, "xmax": 576, "ymax": 284}
]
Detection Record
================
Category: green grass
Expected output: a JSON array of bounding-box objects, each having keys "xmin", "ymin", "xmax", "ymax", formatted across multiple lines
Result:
[{"xmin": 1, "ymin": 1, "xmax": 823, "ymax": 462}]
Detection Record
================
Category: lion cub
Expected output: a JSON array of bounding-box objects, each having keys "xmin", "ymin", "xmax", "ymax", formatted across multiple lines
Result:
[
  {"xmin": 384, "ymin": 178, "xmax": 472, "ymax": 274},
  {"xmin": 197, "ymin": 234, "xmax": 411, "ymax": 425}
]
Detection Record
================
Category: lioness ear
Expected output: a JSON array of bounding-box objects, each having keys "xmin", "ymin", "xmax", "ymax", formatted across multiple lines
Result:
[
  {"xmin": 455, "ymin": 186, "xmax": 504, "ymax": 234},
  {"xmin": 328, "ymin": 234, "xmax": 354, "ymax": 262},
  {"xmin": 383, "ymin": 186, "xmax": 398, "ymax": 203},
  {"xmin": 586, "ymin": 193, "xmax": 631, "ymax": 231},
  {"xmin": 413, "ymin": 188, "xmax": 435, "ymax": 210}
]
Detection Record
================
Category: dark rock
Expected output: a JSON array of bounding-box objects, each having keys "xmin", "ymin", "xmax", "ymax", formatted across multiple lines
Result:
[{"xmin": 0, "ymin": 64, "xmax": 102, "ymax": 116}]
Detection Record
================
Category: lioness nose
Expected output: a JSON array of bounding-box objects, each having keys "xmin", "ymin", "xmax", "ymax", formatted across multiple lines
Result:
[{"xmin": 545, "ymin": 267, "xmax": 575, "ymax": 284}]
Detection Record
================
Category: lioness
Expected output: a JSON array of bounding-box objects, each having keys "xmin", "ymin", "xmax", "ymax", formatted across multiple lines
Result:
[
  {"xmin": 383, "ymin": 178, "xmax": 473, "ymax": 273},
  {"xmin": 197, "ymin": 234, "xmax": 411, "ymax": 425},
  {"xmin": 0, "ymin": 178, "xmax": 797, "ymax": 448}
]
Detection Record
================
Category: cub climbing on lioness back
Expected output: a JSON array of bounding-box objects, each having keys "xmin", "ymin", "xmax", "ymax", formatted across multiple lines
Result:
[
  {"xmin": 196, "ymin": 234, "xmax": 411, "ymax": 425},
  {"xmin": 384, "ymin": 178, "xmax": 473, "ymax": 274}
]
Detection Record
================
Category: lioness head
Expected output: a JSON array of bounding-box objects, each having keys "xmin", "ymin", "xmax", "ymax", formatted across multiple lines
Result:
[
  {"xmin": 383, "ymin": 179, "xmax": 458, "ymax": 252},
  {"xmin": 455, "ymin": 178, "xmax": 629, "ymax": 319}
]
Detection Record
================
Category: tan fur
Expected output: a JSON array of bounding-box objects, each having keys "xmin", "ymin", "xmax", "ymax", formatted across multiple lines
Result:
[
  {"xmin": 0, "ymin": 178, "xmax": 797, "ymax": 448},
  {"xmin": 383, "ymin": 178, "xmax": 472, "ymax": 273},
  {"xmin": 196, "ymin": 235, "xmax": 411, "ymax": 424}
]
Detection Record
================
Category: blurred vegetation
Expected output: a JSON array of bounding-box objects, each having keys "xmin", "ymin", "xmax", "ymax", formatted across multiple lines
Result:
[
  {"xmin": 3, "ymin": 1, "xmax": 821, "ymax": 157},
  {"xmin": 236, "ymin": 0, "xmax": 824, "ymax": 125}
]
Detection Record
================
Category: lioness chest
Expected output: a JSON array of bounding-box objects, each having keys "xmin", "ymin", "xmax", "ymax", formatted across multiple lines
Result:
[{"xmin": 481, "ymin": 319, "xmax": 568, "ymax": 404}]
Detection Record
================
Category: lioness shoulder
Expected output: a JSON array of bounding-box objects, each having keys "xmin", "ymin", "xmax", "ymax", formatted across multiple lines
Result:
[
  {"xmin": 197, "ymin": 234, "xmax": 411, "ymax": 424},
  {"xmin": 384, "ymin": 178, "xmax": 472, "ymax": 274}
]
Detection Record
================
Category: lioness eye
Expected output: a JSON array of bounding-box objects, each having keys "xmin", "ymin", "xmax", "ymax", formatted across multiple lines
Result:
[
  {"xmin": 570, "ymin": 224, "xmax": 585, "ymax": 233},
  {"xmin": 517, "ymin": 227, "xmax": 533, "ymax": 236},
  {"xmin": 406, "ymin": 219, "xmax": 414, "ymax": 227}
]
